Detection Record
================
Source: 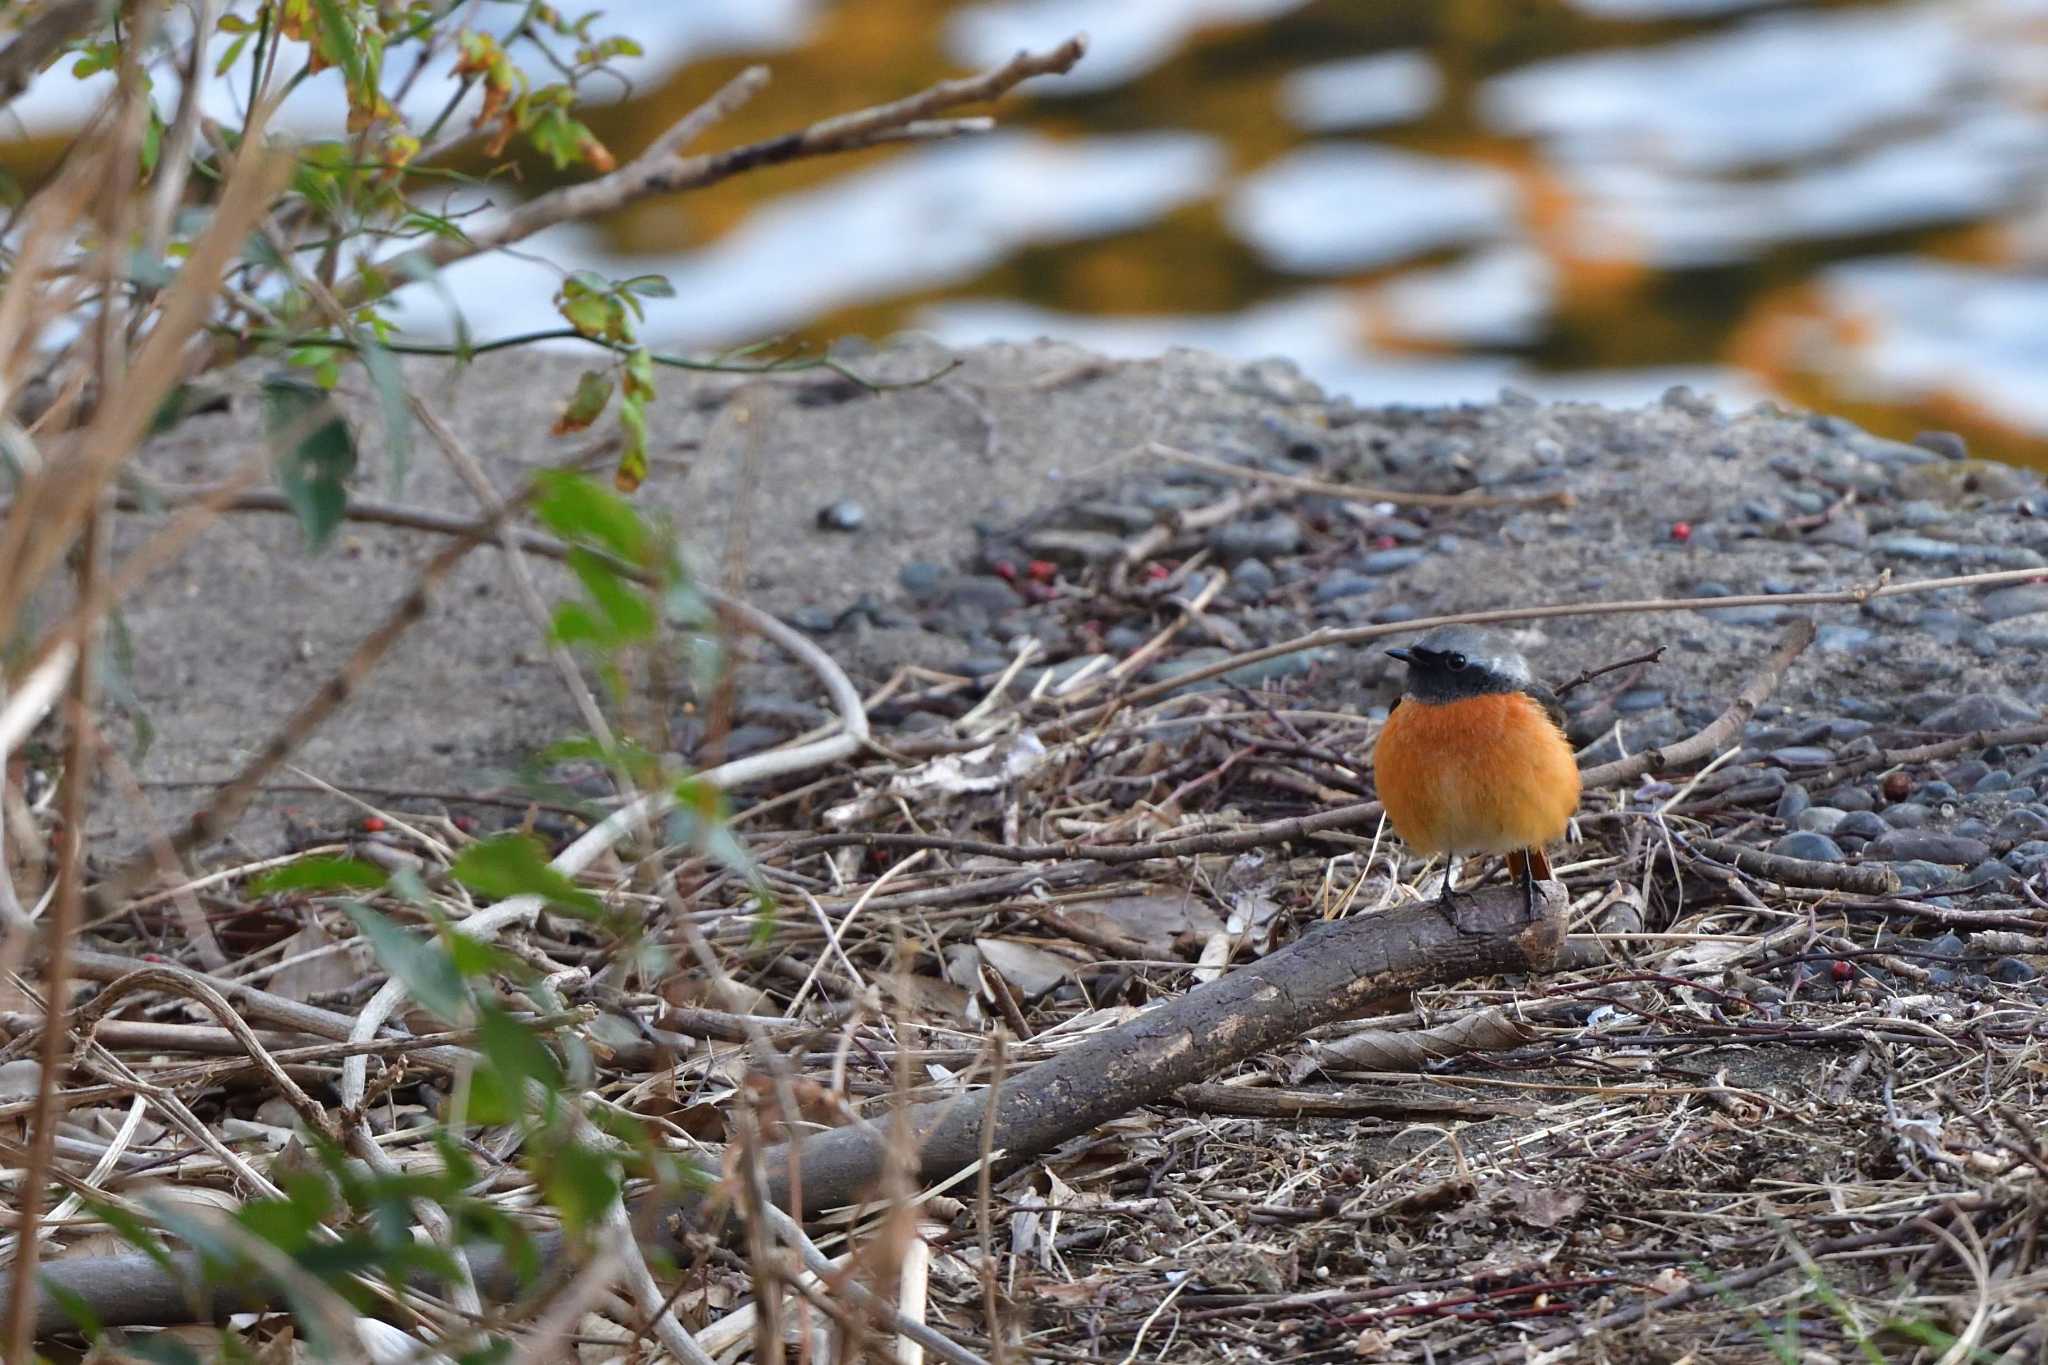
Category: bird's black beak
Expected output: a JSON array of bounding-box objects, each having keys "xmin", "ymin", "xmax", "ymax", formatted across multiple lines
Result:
[{"xmin": 1386, "ymin": 647, "xmax": 1415, "ymax": 664}]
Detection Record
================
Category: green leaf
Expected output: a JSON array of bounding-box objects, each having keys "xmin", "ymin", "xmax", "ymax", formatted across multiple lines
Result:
[
  {"xmin": 619, "ymin": 274, "xmax": 674, "ymax": 299},
  {"xmin": 250, "ymin": 856, "xmax": 389, "ymax": 895},
  {"xmin": 478, "ymin": 1002, "xmax": 563, "ymax": 1092},
  {"xmin": 565, "ymin": 546, "xmax": 654, "ymax": 643},
  {"xmin": 356, "ymin": 334, "xmax": 413, "ymax": 495},
  {"xmin": 552, "ymin": 369, "xmax": 612, "ymax": 435},
  {"xmin": 448, "ymin": 833, "xmax": 603, "ymax": 918},
  {"xmin": 532, "ymin": 469, "xmax": 650, "ymax": 564},
  {"xmin": 540, "ymin": 1139, "xmax": 618, "ymax": 1240},
  {"xmin": 345, "ymin": 902, "xmax": 470, "ymax": 1023},
  {"xmin": 262, "ymin": 374, "xmax": 357, "ymax": 552}
]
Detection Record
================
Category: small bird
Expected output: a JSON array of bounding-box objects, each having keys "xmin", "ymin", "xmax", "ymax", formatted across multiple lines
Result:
[{"xmin": 1372, "ymin": 625, "xmax": 1580, "ymax": 922}]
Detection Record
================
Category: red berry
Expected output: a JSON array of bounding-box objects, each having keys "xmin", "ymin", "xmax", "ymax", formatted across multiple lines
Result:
[
  {"xmin": 1670, "ymin": 521, "xmax": 1692, "ymax": 542},
  {"xmin": 1146, "ymin": 562, "xmax": 1170, "ymax": 581},
  {"xmin": 1375, "ymin": 534, "xmax": 1397, "ymax": 550},
  {"xmin": 1830, "ymin": 959, "xmax": 1854, "ymax": 981},
  {"xmin": 453, "ymin": 814, "xmax": 478, "ymax": 833},
  {"xmin": 1028, "ymin": 559, "xmax": 1057, "ymax": 584},
  {"xmin": 361, "ymin": 816, "xmax": 386, "ymax": 833},
  {"xmin": 992, "ymin": 560, "xmax": 1017, "ymax": 581}
]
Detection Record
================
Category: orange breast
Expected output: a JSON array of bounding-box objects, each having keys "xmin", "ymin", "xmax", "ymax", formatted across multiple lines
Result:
[{"xmin": 1372, "ymin": 691, "xmax": 1581, "ymax": 857}]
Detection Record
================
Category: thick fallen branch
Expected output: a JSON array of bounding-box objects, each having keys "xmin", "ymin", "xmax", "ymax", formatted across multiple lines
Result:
[{"xmin": 13, "ymin": 884, "xmax": 1563, "ymax": 1337}]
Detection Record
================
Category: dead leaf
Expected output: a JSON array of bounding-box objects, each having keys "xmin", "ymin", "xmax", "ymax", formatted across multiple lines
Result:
[{"xmin": 976, "ymin": 937, "xmax": 1087, "ymax": 999}]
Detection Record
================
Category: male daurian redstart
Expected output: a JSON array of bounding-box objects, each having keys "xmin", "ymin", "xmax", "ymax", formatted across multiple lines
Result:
[{"xmin": 1373, "ymin": 625, "xmax": 1580, "ymax": 921}]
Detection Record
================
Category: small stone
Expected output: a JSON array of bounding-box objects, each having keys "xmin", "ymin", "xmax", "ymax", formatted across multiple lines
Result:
[
  {"xmin": 1887, "ymin": 860, "xmax": 1954, "ymax": 895},
  {"xmin": 1863, "ymin": 830, "xmax": 1990, "ymax": 865},
  {"xmin": 1834, "ymin": 810, "xmax": 1888, "ymax": 840},
  {"xmin": 1963, "ymin": 858, "xmax": 2014, "ymax": 891},
  {"xmin": 1993, "ymin": 808, "xmax": 2048, "ymax": 840},
  {"xmin": 1927, "ymin": 931, "xmax": 1968, "ymax": 960},
  {"xmin": 1770, "ymin": 746, "xmax": 1834, "ymax": 768},
  {"xmin": 1210, "ymin": 515, "xmax": 1303, "ymax": 562},
  {"xmin": 1919, "ymin": 779, "xmax": 1959, "ymax": 802},
  {"xmin": 0, "ymin": 1059, "xmax": 40, "ymax": 1100},
  {"xmin": 1776, "ymin": 784, "xmax": 1812, "ymax": 822},
  {"xmin": 1796, "ymin": 807, "xmax": 1848, "ymax": 835},
  {"xmin": 789, "ymin": 606, "xmax": 839, "ymax": 634},
  {"xmin": 1923, "ymin": 694, "xmax": 2034, "ymax": 734},
  {"xmin": 815, "ymin": 498, "xmax": 865, "ymax": 532},
  {"xmin": 1361, "ymin": 547, "xmax": 1427, "ymax": 574},
  {"xmin": 1913, "ymin": 430, "xmax": 1968, "ymax": 460},
  {"xmin": 1814, "ymin": 624, "xmax": 1876, "ymax": 654},
  {"xmin": 1827, "ymin": 786, "xmax": 1876, "ymax": 812},
  {"xmin": 1230, "ymin": 558, "xmax": 1276, "ymax": 600},
  {"xmin": 2006, "ymin": 840, "xmax": 2048, "ymax": 874},
  {"xmin": 1882, "ymin": 802, "xmax": 1932, "ymax": 828},
  {"xmin": 1771, "ymin": 831, "xmax": 1844, "ymax": 862},
  {"xmin": 946, "ymin": 576, "xmax": 1022, "ymax": 614},
  {"xmin": 1990, "ymin": 956, "xmax": 2038, "ymax": 984},
  {"xmin": 1979, "ymin": 584, "xmax": 2048, "ymax": 623},
  {"xmin": 1973, "ymin": 770, "xmax": 2014, "ymax": 795},
  {"xmin": 1312, "ymin": 572, "xmax": 1376, "ymax": 604},
  {"xmin": 898, "ymin": 561, "xmax": 949, "ymax": 603}
]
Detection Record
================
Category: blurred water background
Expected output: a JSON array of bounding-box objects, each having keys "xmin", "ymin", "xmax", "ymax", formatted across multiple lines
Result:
[{"xmin": 9, "ymin": 0, "xmax": 2048, "ymax": 463}]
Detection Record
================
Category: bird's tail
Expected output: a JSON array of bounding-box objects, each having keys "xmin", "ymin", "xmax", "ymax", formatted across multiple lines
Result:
[{"xmin": 1506, "ymin": 847, "xmax": 1553, "ymax": 882}]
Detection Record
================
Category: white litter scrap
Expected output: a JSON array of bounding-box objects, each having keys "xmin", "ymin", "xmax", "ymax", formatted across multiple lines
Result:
[{"xmin": 824, "ymin": 732, "xmax": 1048, "ymax": 828}]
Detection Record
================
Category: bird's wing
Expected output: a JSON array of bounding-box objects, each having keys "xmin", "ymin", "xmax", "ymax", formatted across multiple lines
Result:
[{"xmin": 1522, "ymin": 681, "xmax": 1568, "ymax": 732}]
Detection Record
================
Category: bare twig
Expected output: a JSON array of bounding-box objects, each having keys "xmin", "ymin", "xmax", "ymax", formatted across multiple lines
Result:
[{"xmin": 330, "ymin": 38, "xmax": 1087, "ymax": 314}]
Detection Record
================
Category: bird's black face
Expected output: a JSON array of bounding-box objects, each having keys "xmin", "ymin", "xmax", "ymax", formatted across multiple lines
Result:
[{"xmin": 1387, "ymin": 626, "xmax": 1533, "ymax": 703}]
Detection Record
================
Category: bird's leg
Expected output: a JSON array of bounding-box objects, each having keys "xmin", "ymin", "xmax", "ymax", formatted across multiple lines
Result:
[
  {"xmin": 1518, "ymin": 848, "xmax": 1536, "ymax": 921},
  {"xmin": 1433, "ymin": 854, "xmax": 1485, "ymax": 935}
]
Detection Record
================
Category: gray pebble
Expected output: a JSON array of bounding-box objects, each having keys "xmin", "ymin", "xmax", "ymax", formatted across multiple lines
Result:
[
  {"xmin": 1796, "ymin": 807, "xmax": 1848, "ymax": 835},
  {"xmin": 1963, "ymin": 859, "xmax": 2015, "ymax": 891},
  {"xmin": 1927, "ymin": 931, "xmax": 1968, "ymax": 960},
  {"xmin": 1979, "ymin": 584, "xmax": 2048, "ymax": 623},
  {"xmin": 789, "ymin": 606, "xmax": 839, "ymax": 633},
  {"xmin": 1974, "ymin": 770, "xmax": 2014, "ymax": 795},
  {"xmin": 1919, "ymin": 780, "xmax": 1959, "ymax": 801},
  {"xmin": 1826, "ymin": 787, "xmax": 1876, "ymax": 812},
  {"xmin": 1864, "ymin": 830, "xmax": 1990, "ymax": 865},
  {"xmin": 946, "ymin": 576, "xmax": 1022, "ymax": 614},
  {"xmin": 1361, "ymin": 547, "xmax": 1427, "ymax": 574},
  {"xmin": 1231, "ymin": 558, "xmax": 1277, "ymax": 601},
  {"xmin": 1994, "ymin": 808, "xmax": 2048, "ymax": 840},
  {"xmin": 815, "ymin": 498, "xmax": 866, "ymax": 532},
  {"xmin": 1834, "ymin": 810, "xmax": 1888, "ymax": 840},
  {"xmin": 2006, "ymin": 840, "xmax": 2048, "ymax": 874},
  {"xmin": 1990, "ymin": 956, "xmax": 2038, "ymax": 984},
  {"xmin": 1615, "ymin": 688, "xmax": 1667, "ymax": 714},
  {"xmin": 1913, "ymin": 430, "xmax": 1969, "ymax": 460},
  {"xmin": 1882, "ymin": 803, "xmax": 1932, "ymax": 828},
  {"xmin": 1887, "ymin": 860, "xmax": 1954, "ymax": 895},
  {"xmin": 1210, "ymin": 515, "xmax": 1303, "ymax": 561},
  {"xmin": 1874, "ymin": 534, "xmax": 2045, "ymax": 568},
  {"xmin": 1814, "ymin": 624, "xmax": 1876, "ymax": 654},
  {"xmin": 1771, "ymin": 831, "xmax": 1844, "ymax": 862},
  {"xmin": 1770, "ymin": 746, "xmax": 1834, "ymax": 768},
  {"xmin": 898, "ymin": 561, "xmax": 949, "ymax": 603},
  {"xmin": 1312, "ymin": 572, "xmax": 1376, "ymax": 604},
  {"xmin": 1776, "ymin": 784, "xmax": 1812, "ymax": 821},
  {"xmin": 1923, "ymin": 694, "xmax": 2035, "ymax": 733}
]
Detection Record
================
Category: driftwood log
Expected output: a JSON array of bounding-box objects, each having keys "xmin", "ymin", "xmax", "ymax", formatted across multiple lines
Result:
[{"xmin": 15, "ymin": 885, "xmax": 1564, "ymax": 1338}]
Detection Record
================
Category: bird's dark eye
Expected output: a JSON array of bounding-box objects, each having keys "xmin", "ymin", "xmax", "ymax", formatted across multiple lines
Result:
[{"xmin": 1446, "ymin": 652, "xmax": 1468, "ymax": 671}]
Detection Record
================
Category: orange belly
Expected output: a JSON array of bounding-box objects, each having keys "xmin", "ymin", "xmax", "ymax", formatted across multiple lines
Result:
[{"xmin": 1372, "ymin": 691, "xmax": 1580, "ymax": 857}]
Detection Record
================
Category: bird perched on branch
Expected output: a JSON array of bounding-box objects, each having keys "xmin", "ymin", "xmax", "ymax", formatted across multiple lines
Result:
[{"xmin": 1372, "ymin": 625, "xmax": 1579, "ymax": 924}]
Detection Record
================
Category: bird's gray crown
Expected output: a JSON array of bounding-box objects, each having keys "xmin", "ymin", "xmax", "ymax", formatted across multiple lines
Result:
[{"xmin": 1387, "ymin": 625, "xmax": 1534, "ymax": 702}]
